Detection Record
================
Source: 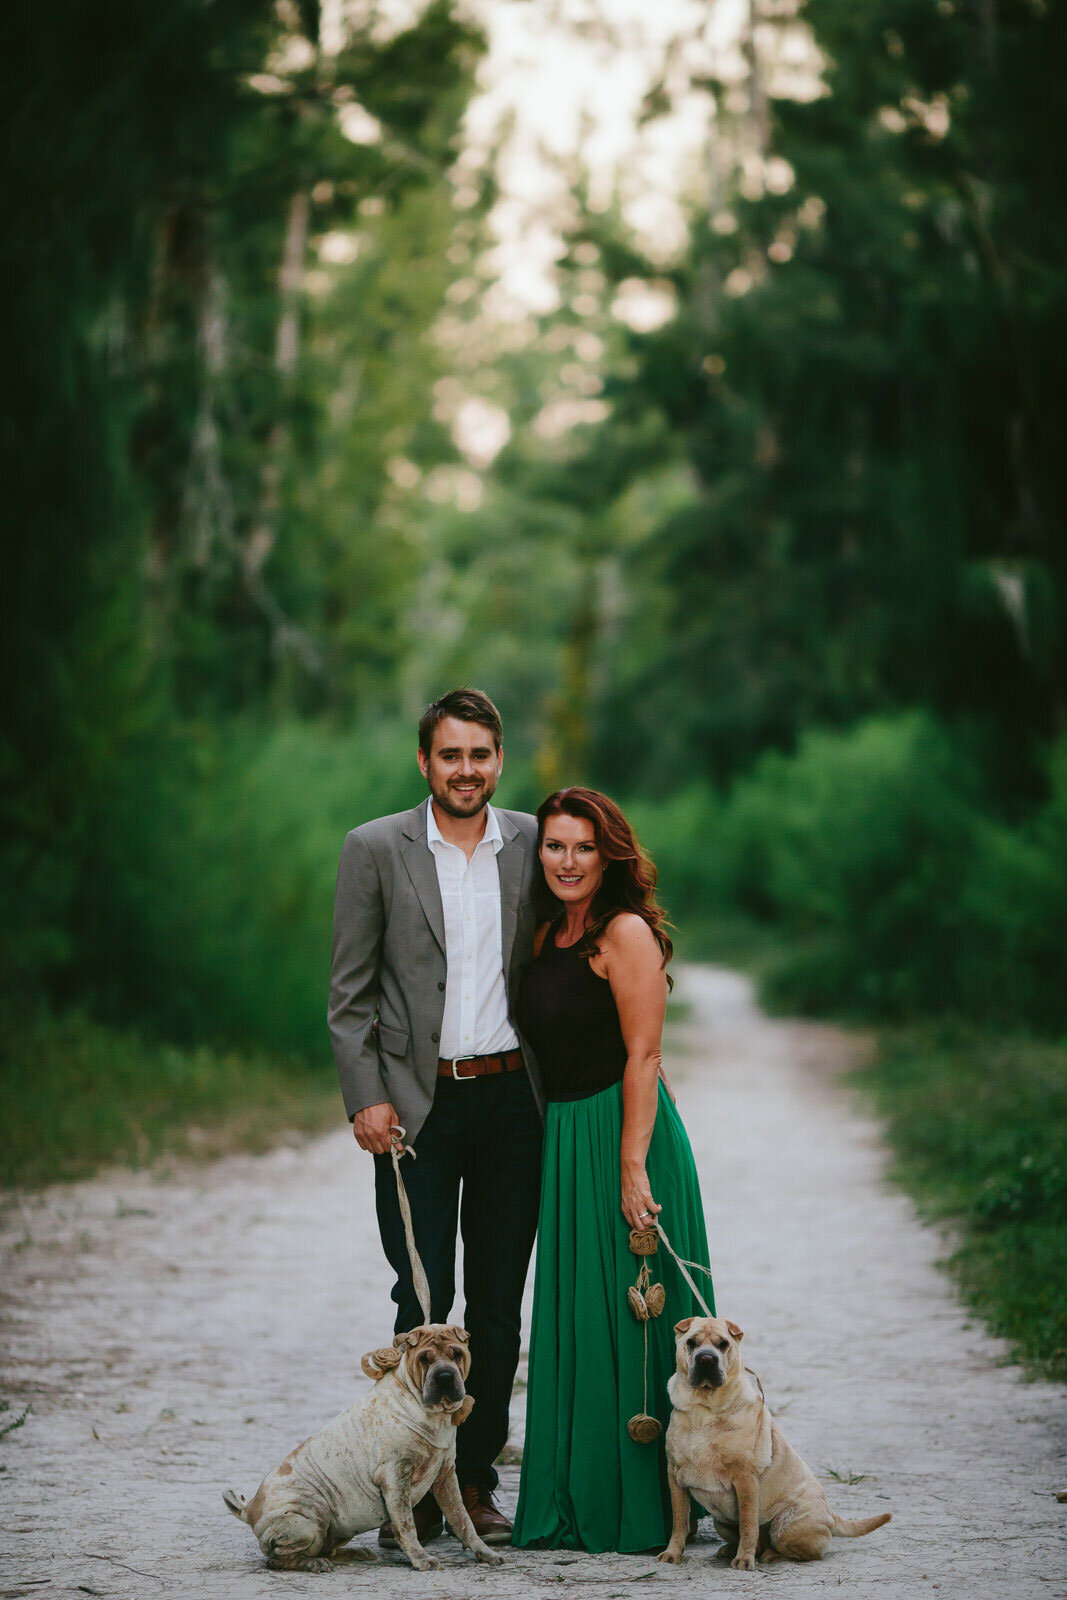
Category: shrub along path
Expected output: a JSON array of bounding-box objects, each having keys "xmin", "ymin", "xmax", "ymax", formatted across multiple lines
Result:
[{"xmin": 1, "ymin": 966, "xmax": 1064, "ymax": 1596}]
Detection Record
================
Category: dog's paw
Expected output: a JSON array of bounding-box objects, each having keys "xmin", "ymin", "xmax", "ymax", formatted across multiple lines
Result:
[
  {"xmin": 302, "ymin": 1557, "xmax": 334, "ymax": 1573},
  {"xmin": 658, "ymin": 1547, "xmax": 686, "ymax": 1565},
  {"xmin": 475, "ymin": 1546, "xmax": 506, "ymax": 1566},
  {"xmin": 409, "ymin": 1554, "xmax": 441, "ymax": 1571},
  {"xmin": 730, "ymin": 1553, "xmax": 756, "ymax": 1571}
]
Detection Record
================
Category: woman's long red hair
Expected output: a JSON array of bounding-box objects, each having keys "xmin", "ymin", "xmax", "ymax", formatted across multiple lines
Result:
[{"xmin": 535, "ymin": 787, "xmax": 673, "ymax": 985}]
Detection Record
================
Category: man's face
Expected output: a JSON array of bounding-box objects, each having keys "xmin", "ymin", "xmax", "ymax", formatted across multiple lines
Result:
[{"xmin": 418, "ymin": 716, "xmax": 502, "ymax": 819}]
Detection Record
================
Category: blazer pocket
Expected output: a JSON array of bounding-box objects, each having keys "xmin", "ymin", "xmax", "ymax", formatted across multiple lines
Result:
[{"xmin": 377, "ymin": 1021, "xmax": 410, "ymax": 1059}]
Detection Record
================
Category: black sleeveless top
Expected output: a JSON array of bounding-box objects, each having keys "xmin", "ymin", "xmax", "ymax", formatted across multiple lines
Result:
[{"xmin": 517, "ymin": 918, "xmax": 628, "ymax": 1102}]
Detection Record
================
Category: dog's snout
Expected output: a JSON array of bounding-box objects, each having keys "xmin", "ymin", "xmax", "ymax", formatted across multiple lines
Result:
[
  {"xmin": 424, "ymin": 1358, "xmax": 465, "ymax": 1405},
  {"xmin": 690, "ymin": 1345, "xmax": 725, "ymax": 1387}
]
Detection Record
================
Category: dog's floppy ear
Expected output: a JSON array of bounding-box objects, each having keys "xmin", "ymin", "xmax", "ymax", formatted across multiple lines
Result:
[
  {"xmin": 673, "ymin": 1317, "xmax": 695, "ymax": 1337},
  {"xmin": 450, "ymin": 1395, "xmax": 475, "ymax": 1427},
  {"xmin": 362, "ymin": 1346, "xmax": 404, "ymax": 1381},
  {"xmin": 725, "ymin": 1320, "xmax": 744, "ymax": 1343},
  {"xmin": 446, "ymin": 1325, "xmax": 470, "ymax": 1344},
  {"xmin": 393, "ymin": 1328, "xmax": 423, "ymax": 1349}
]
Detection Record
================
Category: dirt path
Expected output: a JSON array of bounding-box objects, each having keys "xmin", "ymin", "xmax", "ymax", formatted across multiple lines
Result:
[{"xmin": 2, "ymin": 966, "xmax": 1065, "ymax": 1598}]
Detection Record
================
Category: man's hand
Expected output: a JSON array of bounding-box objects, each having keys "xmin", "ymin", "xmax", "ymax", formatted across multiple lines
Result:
[{"xmin": 353, "ymin": 1101, "xmax": 401, "ymax": 1155}]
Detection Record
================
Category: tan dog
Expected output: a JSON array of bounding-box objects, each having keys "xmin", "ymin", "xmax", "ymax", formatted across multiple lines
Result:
[
  {"xmin": 658, "ymin": 1316, "xmax": 891, "ymax": 1570},
  {"xmin": 223, "ymin": 1324, "xmax": 504, "ymax": 1572}
]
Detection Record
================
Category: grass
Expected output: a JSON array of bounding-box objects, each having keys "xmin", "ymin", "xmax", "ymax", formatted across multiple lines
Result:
[
  {"xmin": 0, "ymin": 1401, "xmax": 31, "ymax": 1439},
  {"xmin": 1, "ymin": 1008, "xmax": 341, "ymax": 1188},
  {"xmin": 823, "ymin": 1467, "xmax": 870, "ymax": 1485},
  {"xmin": 854, "ymin": 1023, "xmax": 1067, "ymax": 1382}
]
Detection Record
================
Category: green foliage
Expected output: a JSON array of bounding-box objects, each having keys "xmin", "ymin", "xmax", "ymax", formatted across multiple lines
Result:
[
  {"xmin": 628, "ymin": 715, "xmax": 1067, "ymax": 1033},
  {"xmin": 72, "ymin": 719, "xmax": 425, "ymax": 1055},
  {"xmin": 1, "ymin": 0, "xmax": 485, "ymax": 1016},
  {"xmin": 588, "ymin": 0, "xmax": 1066, "ymax": 799},
  {"xmin": 1, "ymin": 1007, "xmax": 338, "ymax": 1189},
  {"xmin": 621, "ymin": 787, "xmax": 733, "ymax": 957},
  {"xmin": 55, "ymin": 713, "xmax": 537, "ymax": 1061},
  {"xmin": 5, "ymin": 0, "xmax": 1067, "ymax": 1225},
  {"xmin": 859, "ymin": 1026, "xmax": 1067, "ymax": 1379},
  {"xmin": 0, "ymin": 1402, "xmax": 31, "ymax": 1441},
  {"xmin": 723, "ymin": 713, "xmax": 981, "ymax": 1015},
  {"xmin": 956, "ymin": 744, "xmax": 1067, "ymax": 1032}
]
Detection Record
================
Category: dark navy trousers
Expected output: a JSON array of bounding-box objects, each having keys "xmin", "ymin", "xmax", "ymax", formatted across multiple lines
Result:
[{"xmin": 373, "ymin": 1067, "xmax": 543, "ymax": 1490}]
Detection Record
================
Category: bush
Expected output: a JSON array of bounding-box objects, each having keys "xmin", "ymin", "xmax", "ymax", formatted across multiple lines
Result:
[
  {"xmin": 720, "ymin": 713, "xmax": 983, "ymax": 1016},
  {"xmin": 957, "ymin": 741, "xmax": 1067, "ymax": 1030},
  {"xmin": 626, "ymin": 715, "xmax": 1067, "ymax": 1033},
  {"xmin": 57, "ymin": 712, "xmax": 545, "ymax": 1060},
  {"xmin": 39, "ymin": 704, "xmax": 1067, "ymax": 1070},
  {"xmin": 68, "ymin": 717, "xmax": 428, "ymax": 1057},
  {"xmin": 624, "ymin": 787, "xmax": 727, "ymax": 921}
]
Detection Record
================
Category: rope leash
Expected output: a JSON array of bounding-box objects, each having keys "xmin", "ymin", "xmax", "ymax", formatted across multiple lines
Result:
[
  {"xmin": 654, "ymin": 1217, "xmax": 766, "ymax": 1405},
  {"xmin": 654, "ymin": 1218, "xmax": 715, "ymax": 1317},
  {"xmin": 388, "ymin": 1137, "xmax": 758, "ymax": 1411},
  {"xmin": 389, "ymin": 1125, "xmax": 431, "ymax": 1324}
]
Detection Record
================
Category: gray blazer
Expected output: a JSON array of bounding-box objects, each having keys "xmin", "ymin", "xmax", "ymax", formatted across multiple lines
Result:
[{"xmin": 328, "ymin": 799, "xmax": 544, "ymax": 1145}]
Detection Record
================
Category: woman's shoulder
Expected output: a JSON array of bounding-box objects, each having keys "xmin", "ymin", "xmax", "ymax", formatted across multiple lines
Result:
[
  {"xmin": 532, "ymin": 919, "xmax": 555, "ymax": 957},
  {"xmin": 599, "ymin": 910, "xmax": 658, "ymax": 955}
]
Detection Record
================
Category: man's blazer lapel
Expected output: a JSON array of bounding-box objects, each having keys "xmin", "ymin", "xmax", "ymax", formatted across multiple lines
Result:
[
  {"xmin": 496, "ymin": 810, "xmax": 525, "ymax": 972},
  {"xmin": 399, "ymin": 803, "xmax": 446, "ymax": 955}
]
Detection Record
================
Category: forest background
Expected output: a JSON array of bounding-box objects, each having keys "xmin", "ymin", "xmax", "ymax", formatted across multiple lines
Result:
[{"xmin": 3, "ymin": 0, "xmax": 1066, "ymax": 1374}]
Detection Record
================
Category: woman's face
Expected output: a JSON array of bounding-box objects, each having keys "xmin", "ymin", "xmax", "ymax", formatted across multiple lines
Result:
[{"xmin": 540, "ymin": 812, "xmax": 604, "ymax": 909}]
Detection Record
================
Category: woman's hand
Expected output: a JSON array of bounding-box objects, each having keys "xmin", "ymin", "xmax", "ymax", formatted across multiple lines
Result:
[{"xmin": 621, "ymin": 1159, "xmax": 662, "ymax": 1231}]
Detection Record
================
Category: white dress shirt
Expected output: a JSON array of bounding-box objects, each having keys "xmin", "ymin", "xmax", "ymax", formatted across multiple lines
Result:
[{"xmin": 425, "ymin": 798, "xmax": 519, "ymax": 1060}]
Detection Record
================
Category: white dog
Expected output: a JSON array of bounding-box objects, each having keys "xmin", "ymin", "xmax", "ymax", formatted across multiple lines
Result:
[{"xmin": 223, "ymin": 1323, "xmax": 504, "ymax": 1572}]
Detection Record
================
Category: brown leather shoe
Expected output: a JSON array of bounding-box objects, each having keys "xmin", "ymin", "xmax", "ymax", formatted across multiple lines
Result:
[
  {"xmin": 460, "ymin": 1484, "xmax": 512, "ymax": 1545},
  {"xmin": 378, "ymin": 1494, "xmax": 444, "ymax": 1550}
]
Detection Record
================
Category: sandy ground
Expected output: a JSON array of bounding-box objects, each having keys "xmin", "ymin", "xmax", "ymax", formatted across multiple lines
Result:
[{"xmin": 2, "ymin": 965, "xmax": 1065, "ymax": 1599}]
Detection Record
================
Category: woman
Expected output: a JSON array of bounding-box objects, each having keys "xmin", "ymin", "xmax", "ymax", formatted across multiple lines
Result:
[{"xmin": 512, "ymin": 787, "xmax": 714, "ymax": 1554}]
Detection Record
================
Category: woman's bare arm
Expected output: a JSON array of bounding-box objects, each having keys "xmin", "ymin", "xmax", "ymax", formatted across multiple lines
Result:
[{"xmin": 597, "ymin": 914, "xmax": 668, "ymax": 1228}]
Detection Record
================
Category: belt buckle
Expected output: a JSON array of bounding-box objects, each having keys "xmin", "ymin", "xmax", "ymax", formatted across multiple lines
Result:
[{"xmin": 451, "ymin": 1055, "xmax": 478, "ymax": 1080}]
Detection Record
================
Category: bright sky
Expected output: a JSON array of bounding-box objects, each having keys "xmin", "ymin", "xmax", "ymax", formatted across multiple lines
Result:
[
  {"xmin": 462, "ymin": 0, "xmax": 751, "ymax": 313},
  {"xmin": 312, "ymin": 1, "xmax": 816, "ymax": 317},
  {"xmin": 311, "ymin": 1, "xmax": 818, "ymax": 464}
]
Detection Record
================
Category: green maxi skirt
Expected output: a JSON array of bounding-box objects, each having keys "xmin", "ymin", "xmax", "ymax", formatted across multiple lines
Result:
[{"xmin": 513, "ymin": 1079, "xmax": 714, "ymax": 1554}]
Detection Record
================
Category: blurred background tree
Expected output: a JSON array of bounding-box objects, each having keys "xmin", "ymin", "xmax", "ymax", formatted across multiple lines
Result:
[
  {"xmin": 587, "ymin": 0, "xmax": 1064, "ymax": 803},
  {"xmin": 2, "ymin": 0, "xmax": 1065, "ymax": 1074}
]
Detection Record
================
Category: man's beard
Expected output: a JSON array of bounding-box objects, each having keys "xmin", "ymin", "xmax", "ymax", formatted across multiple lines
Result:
[{"xmin": 427, "ymin": 775, "xmax": 497, "ymax": 819}]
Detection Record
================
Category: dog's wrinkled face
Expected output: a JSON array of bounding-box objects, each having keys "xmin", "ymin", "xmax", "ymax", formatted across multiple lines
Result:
[
  {"xmin": 674, "ymin": 1315, "xmax": 744, "ymax": 1391},
  {"xmin": 397, "ymin": 1324, "xmax": 471, "ymax": 1410}
]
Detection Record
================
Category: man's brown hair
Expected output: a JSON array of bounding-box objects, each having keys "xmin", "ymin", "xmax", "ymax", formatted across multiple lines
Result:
[{"xmin": 418, "ymin": 688, "xmax": 503, "ymax": 757}]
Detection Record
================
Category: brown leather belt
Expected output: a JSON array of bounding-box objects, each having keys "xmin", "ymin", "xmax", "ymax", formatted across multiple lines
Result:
[{"xmin": 437, "ymin": 1048, "xmax": 524, "ymax": 1080}]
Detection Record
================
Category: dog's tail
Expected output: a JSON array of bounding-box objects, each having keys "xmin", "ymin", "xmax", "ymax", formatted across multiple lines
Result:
[
  {"xmin": 832, "ymin": 1511, "xmax": 891, "ymax": 1539},
  {"xmin": 222, "ymin": 1489, "xmax": 250, "ymax": 1522}
]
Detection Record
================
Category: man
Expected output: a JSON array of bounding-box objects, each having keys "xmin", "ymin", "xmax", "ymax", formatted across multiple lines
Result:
[{"xmin": 328, "ymin": 687, "xmax": 543, "ymax": 1548}]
